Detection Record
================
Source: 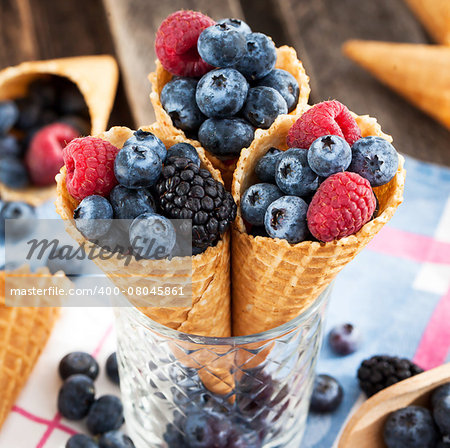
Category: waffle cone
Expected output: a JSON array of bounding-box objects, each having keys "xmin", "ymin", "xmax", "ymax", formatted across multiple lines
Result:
[
  {"xmin": 149, "ymin": 46, "xmax": 310, "ymax": 188},
  {"xmin": 0, "ymin": 265, "xmax": 71, "ymax": 429},
  {"xmin": 343, "ymin": 40, "xmax": 450, "ymax": 129},
  {"xmin": 404, "ymin": 0, "xmax": 450, "ymax": 45},
  {"xmin": 55, "ymin": 125, "xmax": 231, "ymax": 338},
  {"xmin": 0, "ymin": 55, "xmax": 119, "ymax": 206},
  {"xmin": 231, "ymin": 112, "xmax": 406, "ymax": 336}
]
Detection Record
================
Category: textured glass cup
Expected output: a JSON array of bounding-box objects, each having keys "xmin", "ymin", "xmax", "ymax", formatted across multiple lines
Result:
[{"xmin": 115, "ymin": 285, "xmax": 331, "ymax": 448}]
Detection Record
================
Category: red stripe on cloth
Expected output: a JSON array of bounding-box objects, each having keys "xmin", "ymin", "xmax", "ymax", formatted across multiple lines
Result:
[
  {"xmin": 368, "ymin": 227, "xmax": 450, "ymax": 265},
  {"xmin": 34, "ymin": 322, "xmax": 114, "ymax": 447},
  {"xmin": 413, "ymin": 288, "xmax": 450, "ymax": 370}
]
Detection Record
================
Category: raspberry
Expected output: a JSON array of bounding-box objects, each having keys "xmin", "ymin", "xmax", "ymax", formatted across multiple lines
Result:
[
  {"xmin": 26, "ymin": 123, "xmax": 79, "ymax": 186},
  {"xmin": 287, "ymin": 100, "xmax": 361, "ymax": 149},
  {"xmin": 155, "ymin": 10, "xmax": 215, "ymax": 77},
  {"xmin": 63, "ymin": 137, "xmax": 119, "ymax": 200},
  {"xmin": 307, "ymin": 172, "xmax": 376, "ymax": 242}
]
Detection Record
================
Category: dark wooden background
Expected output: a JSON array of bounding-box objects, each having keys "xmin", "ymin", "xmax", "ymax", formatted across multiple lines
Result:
[{"xmin": 1, "ymin": 0, "xmax": 449, "ymax": 166}]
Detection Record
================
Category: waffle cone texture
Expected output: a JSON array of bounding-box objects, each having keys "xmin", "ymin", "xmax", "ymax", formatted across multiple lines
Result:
[
  {"xmin": 0, "ymin": 266, "xmax": 71, "ymax": 429},
  {"xmin": 149, "ymin": 46, "xmax": 311, "ymax": 188},
  {"xmin": 231, "ymin": 112, "xmax": 406, "ymax": 336},
  {"xmin": 0, "ymin": 55, "xmax": 119, "ymax": 206},
  {"xmin": 55, "ymin": 125, "xmax": 231, "ymax": 338}
]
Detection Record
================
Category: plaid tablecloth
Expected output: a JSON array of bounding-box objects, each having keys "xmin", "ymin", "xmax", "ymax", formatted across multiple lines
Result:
[{"xmin": 0, "ymin": 155, "xmax": 449, "ymax": 447}]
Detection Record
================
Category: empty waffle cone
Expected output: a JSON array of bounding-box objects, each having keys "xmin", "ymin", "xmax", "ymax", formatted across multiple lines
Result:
[
  {"xmin": 0, "ymin": 265, "xmax": 71, "ymax": 429},
  {"xmin": 343, "ymin": 40, "xmax": 450, "ymax": 130},
  {"xmin": 55, "ymin": 125, "xmax": 231, "ymax": 338},
  {"xmin": 0, "ymin": 55, "xmax": 119, "ymax": 206},
  {"xmin": 404, "ymin": 0, "xmax": 450, "ymax": 45},
  {"xmin": 149, "ymin": 46, "xmax": 310, "ymax": 188},
  {"xmin": 231, "ymin": 112, "xmax": 406, "ymax": 336}
]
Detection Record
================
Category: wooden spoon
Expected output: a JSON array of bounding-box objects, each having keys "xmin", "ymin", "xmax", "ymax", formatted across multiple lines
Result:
[{"xmin": 339, "ymin": 363, "xmax": 450, "ymax": 448}]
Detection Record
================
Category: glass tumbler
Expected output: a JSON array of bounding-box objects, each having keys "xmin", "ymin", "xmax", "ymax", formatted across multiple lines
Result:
[{"xmin": 115, "ymin": 285, "xmax": 331, "ymax": 448}]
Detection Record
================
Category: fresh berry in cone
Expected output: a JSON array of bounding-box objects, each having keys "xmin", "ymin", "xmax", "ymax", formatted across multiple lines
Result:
[
  {"xmin": 123, "ymin": 129, "xmax": 167, "ymax": 162},
  {"xmin": 197, "ymin": 22, "xmax": 247, "ymax": 68},
  {"xmin": 26, "ymin": 122, "xmax": 78, "ymax": 186},
  {"xmin": 307, "ymin": 135, "xmax": 352, "ymax": 178},
  {"xmin": 243, "ymin": 86, "xmax": 288, "ymax": 129},
  {"xmin": 0, "ymin": 100, "xmax": 19, "ymax": 134},
  {"xmin": 64, "ymin": 137, "xmax": 119, "ymax": 200},
  {"xmin": 196, "ymin": 68, "xmax": 249, "ymax": 118},
  {"xmin": 241, "ymin": 183, "xmax": 283, "ymax": 226},
  {"xmin": 155, "ymin": 10, "xmax": 215, "ymax": 77},
  {"xmin": 255, "ymin": 147, "xmax": 282, "ymax": 183},
  {"xmin": 357, "ymin": 355, "xmax": 423, "ymax": 397},
  {"xmin": 307, "ymin": 172, "xmax": 376, "ymax": 242},
  {"xmin": 161, "ymin": 78, "xmax": 206, "ymax": 134},
  {"xmin": 0, "ymin": 156, "xmax": 30, "ymax": 189},
  {"xmin": 256, "ymin": 69, "xmax": 300, "ymax": 113},
  {"xmin": 217, "ymin": 18, "xmax": 252, "ymax": 35},
  {"xmin": 198, "ymin": 117, "xmax": 255, "ymax": 157},
  {"xmin": 275, "ymin": 148, "xmax": 318, "ymax": 196},
  {"xmin": 74, "ymin": 195, "xmax": 113, "ymax": 240},
  {"xmin": 264, "ymin": 195, "xmax": 309, "ymax": 243},
  {"xmin": 349, "ymin": 136, "xmax": 399, "ymax": 187},
  {"xmin": 287, "ymin": 100, "xmax": 361, "ymax": 149}
]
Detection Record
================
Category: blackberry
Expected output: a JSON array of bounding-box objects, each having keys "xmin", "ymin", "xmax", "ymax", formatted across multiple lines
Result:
[
  {"xmin": 357, "ymin": 355, "xmax": 423, "ymax": 397},
  {"xmin": 156, "ymin": 157, "xmax": 237, "ymax": 251}
]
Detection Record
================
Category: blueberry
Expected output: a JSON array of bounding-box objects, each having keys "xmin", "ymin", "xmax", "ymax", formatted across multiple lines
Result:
[
  {"xmin": 184, "ymin": 411, "xmax": 216, "ymax": 447},
  {"xmin": 308, "ymin": 135, "xmax": 352, "ymax": 177},
  {"xmin": 198, "ymin": 118, "xmax": 254, "ymax": 157},
  {"xmin": 383, "ymin": 406, "xmax": 438, "ymax": 448},
  {"xmin": 264, "ymin": 196, "xmax": 308, "ymax": 243},
  {"xmin": 198, "ymin": 23, "xmax": 247, "ymax": 68},
  {"xmin": 114, "ymin": 142, "xmax": 163, "ymax": 189},
  {"xmin": 106, "ymin": 353, "xmax": 120, "ymax": 385},
  {"xmin": 161, "ymin": 78, "xmax": 206, "ymax": 133},
  {"xmin": 59, "ymin": 352, "xmax": 99, "ymax": 381},
  {"xmin": 129, "ymin": 213, "xmax": 176, "ymax": 259},
  {"xmin": 217, "ymin": 18, "xmax": 252, "ymax": 34},
  {"xmin": 47, "ymin": 246, "xmax": 87, "ymax": 276},
  {"xmin": 196, "ymin": 68, "xmax": 249, "ymax": 118},
  {"xmin": 255, "ymin": 147, "xmax": 282, "ymax": 183},
  {"xmin": 234, "ymin": 33, "xmax": 277, "ymax": 81},
  {"xmin": 86, "ymin": 395, "xmax": 124, "ymax": 435},
  {"xmin": 310, "ymin": 374, "xmax": 343, "ymax": 413},
  {"xmin": 163, "ymin": 423, "xmax": 185, "ymax": 448},
  {"xmin": 109, "ymin": 185, "xmax": 155, "ymax": 230},
  {"xmin": 14, "ymin": 97, "xmax": 42, "ymax": 130},
  {"xmin": 66, "ymin": 434, "xmax": 99, "ymax": 448},
  {"xmin": 275, "ymin": 148, "xmax": 318, "ymax": 196},
  {"xmin": 433, "ymin": 392, "xmax": 450, "ymax": 435},
  {"xmin": 58, "ymin": 374, "xmax": 96, "ymax": 420},
  {"xmin": 256, "ymin": 69, "xmax": 300, "ymax": 113},
  {"xmin": 241, "ymin": 183, "xmax": 283, "ymax": 226},
  {"xmin": 124, "ymin": 130, "xmax": 167, "ymax": 162},
  {"xmin": 349, "ymin": 136, "xmax": 399, "ymax": 187},
  {"xmin": 74, "ymin": 195, "xmax": 113, "ymax": 240},
  {"xmin": 243, "ymin": 86, "xmax": 287, "ymax": 129},
  {"xmin": 0, "ymin": 201, "xmax": 35, "ymax": 239},
  {"xmin": 0, "ymin": 157, "xmax": 30, "ymax": 189},
  {"xmin": 0, "ymin": 135, "xmax": 22, "ymax": 159},
  {"xmin": 99, "ymin": 430, "xmax": 135, "ymax": 448},
  {"xmin": 431, "ymin": 383, "xmax": 450, "ymax": 408},
  {"xmin": 58, "ymin": 115, "xmax": 90, "ymax": 135},
  {"xmin": 328, "ymin": 323, "xmax": 361, "ymax": 355},
  {"xmin": 167, "ymin": 143, "xmax": 201, "ymax": 167},
  {"xmin": 0, "ymin": 100, "xmax": 19, "ymax": 134}
]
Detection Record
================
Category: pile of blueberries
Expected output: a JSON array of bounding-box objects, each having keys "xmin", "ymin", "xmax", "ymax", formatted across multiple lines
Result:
[
  {"xmin": 383, "ymin": 383, "xmax": 450, "ymax": 448},
  {"xmin": 241, "ymin": 133, "xmax": 398, "ymax": 243},
  {"xmin": 0, "ymin": 76, "xmax": 89, "ymax": 189},
  {"xmin": 57, "ymin": 351, "xmax": 135, "ymax": 448},
  {"xmin": 161, "ymin": 18, "xmax": 300, "ymax": 159}
]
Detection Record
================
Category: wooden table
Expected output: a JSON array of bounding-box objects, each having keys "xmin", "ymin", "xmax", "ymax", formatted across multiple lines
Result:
[{"xmin": 1, "ymin": 0, "xmax": 449, "ymax": 166}]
